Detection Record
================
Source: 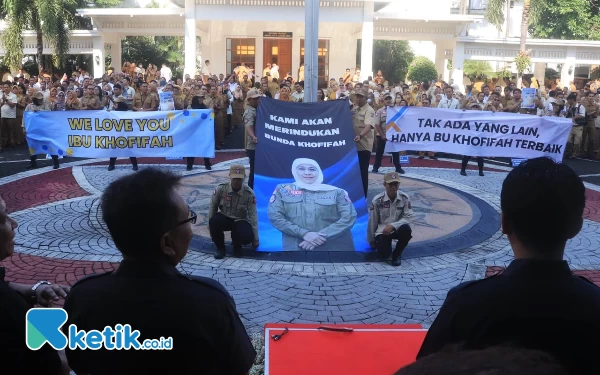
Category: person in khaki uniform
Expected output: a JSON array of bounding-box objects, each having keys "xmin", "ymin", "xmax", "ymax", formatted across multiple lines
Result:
[
  {"xmin": 243, "ymin": 88, "xmax": 261, "ymax": 189},
  {"xmin": 240, "ymin": 75, "xmax": 253, "ymax": 97},
  {"xmin": 208, "ymin": 164, "xmax": 259, "ymax": 259},
  {"xmin": 581, "ymin": 92, "xmax": 597, "ymax": 158},
  {"xmin": 79, "ymin": 85, "xmax": 102, "ymax": 110},
  {"xmin": 172, "ymin": 85, "xmax": 185, "ymax": 110},
  {"xmin": 368, "ymin": 172, "xmax": 413, "ymax": 267},
  {"xmin": 132, "ymin": 82, "xmax": 157, "ymax": 111},
  {"xmin": 353, "ymin": 87, "xmax": 377, "ymax": 197},
  {"xmin": 267, "ymin": 158, "xmax": 357, "ymax": 251}
]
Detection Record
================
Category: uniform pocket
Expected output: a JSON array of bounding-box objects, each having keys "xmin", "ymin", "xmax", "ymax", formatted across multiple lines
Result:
[
  {"xmin": 315, "ymin": 196, "xmax": 338, "ymax": 221},
  {"xmin": 281, "ymin": 195, "xmax": 303, "ymax": 217}
]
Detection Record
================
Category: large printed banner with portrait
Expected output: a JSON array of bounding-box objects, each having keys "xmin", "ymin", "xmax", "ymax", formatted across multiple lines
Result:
[
  {"xmin": 254, "ymin": 98, "xmax": 369, "ymax": 252},
  {"xmin": 385, "ymin": 107, "xmax": 572, "ymax": 162},
  {"xmin": 24, "ymin": 109, "xmax": 215, "ymax": 158}
]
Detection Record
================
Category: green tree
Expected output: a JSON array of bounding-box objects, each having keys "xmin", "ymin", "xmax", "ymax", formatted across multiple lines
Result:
[
  {"xmin": 356, "ymin": 40, "xmax": 414, "ymax": 83},
  {"xmin": 406, "ymin": 56, "xmax": 438, "ymax": 83},
  {"xmin": 463, "ymin": 60, "xmax": 493, "ymax": 81},
  {"xmin": 121, "ymin": 36, "xmax": 184, "ymax": 79},
  {"xmin": 373, "ymin": 40, "xmax": 414, "ymax": 83},
  {"xmin": 529, "ymin": 0, "xmax": 600, "ymax": 40}
]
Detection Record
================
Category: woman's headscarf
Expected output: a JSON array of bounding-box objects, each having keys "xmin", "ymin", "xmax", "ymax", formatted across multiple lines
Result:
[
  {"xmin": 291, "ymin": 158, "xmax": 337, "ymax": 192},
  {"xmin": 55, "ymin": 91, "xmax": 66, "ymax": 111}
]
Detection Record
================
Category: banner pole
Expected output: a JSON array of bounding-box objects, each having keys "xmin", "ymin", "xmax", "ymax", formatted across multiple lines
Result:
[{"xmin": 304, "ymin": 0, "xmax": 319, "ymax": 103}]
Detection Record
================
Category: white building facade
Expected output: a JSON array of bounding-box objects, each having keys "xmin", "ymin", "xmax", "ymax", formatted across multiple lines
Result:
[{"xmin": 1, "ymin": 0, "xmax": 600, "ymax": 89}]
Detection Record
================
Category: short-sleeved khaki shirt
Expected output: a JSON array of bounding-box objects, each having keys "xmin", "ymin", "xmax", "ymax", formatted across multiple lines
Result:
[
  {"xmin": 353, "ymin": 103, "xmax": 376, "ymax": 151},
  {"xmin": 80, "ymin": 95, "xmax": 102, "ymax": 110},
  {"xmin": 133, "ymin": 92, "xmax": 158, "ymax": 110}
]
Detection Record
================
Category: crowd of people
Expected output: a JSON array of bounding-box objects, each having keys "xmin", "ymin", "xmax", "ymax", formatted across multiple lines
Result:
[{"xmin": 1, "ymin": 156, "xmax": 597, "ymax": 374}]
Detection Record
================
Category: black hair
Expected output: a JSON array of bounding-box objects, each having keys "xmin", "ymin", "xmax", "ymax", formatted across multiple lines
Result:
[
  {"xmin": 548, "ymin": 90, "xmax": 556, "ymax": 98},
  {"xmin": 567, "ymin": 92, "xmax": 577, "ymax": 101},
  {"xmin": 501, "ymin": 157, "xmax": 585, "ymax": 254},
  {"xmin": 113, "ymin": 83, "xmax": 122, "ymax": 90},
  {"xmin": 101, "ymin": 168, "xmax": 182, "ymax": 258}
]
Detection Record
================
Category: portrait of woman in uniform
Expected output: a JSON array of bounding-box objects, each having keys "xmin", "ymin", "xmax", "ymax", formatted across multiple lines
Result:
[{"xmin": 267, "ymin": 158, "xmax": 358, "ymax": 251}]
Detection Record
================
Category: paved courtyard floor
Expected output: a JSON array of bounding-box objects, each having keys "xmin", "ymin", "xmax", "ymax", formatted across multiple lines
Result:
[{"xmin": 1, "ymin": 153, "xmax": 599, "ymax": 334}]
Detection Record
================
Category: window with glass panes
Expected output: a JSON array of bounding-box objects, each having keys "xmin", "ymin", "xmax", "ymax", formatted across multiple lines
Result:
[
  {"xmin": 300, "ymin": 39, "xmax": 329, "ymax": 88},
  {"xmin": 226, "ymin": 38, "xmax": 256, "ymax": 76}
]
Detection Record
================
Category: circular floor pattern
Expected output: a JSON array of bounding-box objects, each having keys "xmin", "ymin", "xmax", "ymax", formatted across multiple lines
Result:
[{"xmin": 179, "ymin": 170, "xmax": 500, "ymax": 262}]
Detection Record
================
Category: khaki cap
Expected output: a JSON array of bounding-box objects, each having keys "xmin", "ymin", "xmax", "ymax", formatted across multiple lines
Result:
[
  {"xmin": 355, "ymin": 87, "xmax": 369, "ymax": 97},
  {"xmin": 384, "ymin": 172, "xmax": 401, "ymax": 184},
  {"xmin": 229, "ymin": 164, "xmax": 246, "ymax": 179},
  {"xmin": 246, "ymin": 88, "xmax": 261, "ymax": 99},
  {"xmin": 32, "ymin": 91, "xmax": 44, "ymax": 100}
]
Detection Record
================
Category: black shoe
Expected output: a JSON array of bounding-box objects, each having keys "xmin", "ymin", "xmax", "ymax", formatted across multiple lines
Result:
[
  {"xmin": 214, "ymin": 249, "xmax": 226, "ymax": 259},
  {"xmin": 460, "ymin": 170, "xmax": 467, "ymax": 176},
  {"xmin": 186, "ymin": 165, "xmax": 193, "ymax": 171},
  {"xmin": 205, "ymin": 165, "xmax": 212, "ymax": 170},
  {"xmin": 108, "ymin": 165, "xmax": 115, "ymax": 171},
  {"xmin": 372, "ymin": 168, "xmax": 379, "ymax": 173},
  {"xmin": 396, "ymin": 168, "xmax": 405, "ymax": 174},
  {"xmin": 479, "ymin": 171, "xmax": 484, "ymax": 177},
  {"xmin": 132, "ymin": 165, "xmax": 138, "ymax": 171},
  {"xmin": 53, "ymin": 163, "xmax": 59, "ymax": 170},
  {"xmin": 391, "ymin": 258, "xmax": 402, "ymax": 267}
]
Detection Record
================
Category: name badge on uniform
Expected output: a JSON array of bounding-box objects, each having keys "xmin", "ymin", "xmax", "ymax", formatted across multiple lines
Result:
[
  {"xmin": 380, "ymin": 202, "xmax": 390, "ymax": 208},
  {"xmin": 289, "ymin": 190, "xmax": 303, "ymax": 196}
]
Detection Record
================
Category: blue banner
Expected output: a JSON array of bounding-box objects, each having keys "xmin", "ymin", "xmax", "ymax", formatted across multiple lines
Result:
[
  {"xmin": 254, "ymin": 98, "xmax": 369, "ymax": 252},
  {"xmin": 24, "ymin": 109, "xmax": 214, "ymax": 158}
]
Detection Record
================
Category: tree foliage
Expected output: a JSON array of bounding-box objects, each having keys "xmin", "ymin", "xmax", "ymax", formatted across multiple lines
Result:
[
  {"xmin": 1, "ymin": 0, "xmax": 77, "ymax": 71},
  {"xmin": 463, "ymin": 60, "xmax": 492, "ymax": 81},
  {"xmin": 406, "ymin": 56, "xmax": 438, "ymax": 83},
  {"xmin": 372, "ymin": 40, "xmax": 414, "ymax": 84},
  {"xmin": 121, "ymin": 36, "xmax": 184, "ymax": 77},
  {"xmin": 529, "ymin": 0, "xmax": 600, "ymax": 40}
]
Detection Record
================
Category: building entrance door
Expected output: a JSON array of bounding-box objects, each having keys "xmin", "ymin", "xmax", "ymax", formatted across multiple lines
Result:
[{"xmin": 263, "ymin": 39, "xmax": 292, "ymax": 80}]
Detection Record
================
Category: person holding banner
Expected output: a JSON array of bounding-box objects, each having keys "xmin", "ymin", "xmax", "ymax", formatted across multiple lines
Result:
[
  {"xmin": 460, "ymin": 102, "xmax": 486, "ymax": 176},
  {"xmin": 24, "ymin": 92, "xmax": 60, "ymax": 170},
  {"xmin": 368, "ymin": 172, "xmax": 413, "ymax": 266},
  {"xmin": 185, "ymin": 89, "xmax": 213, "ymax": 171},
  {"xmin": 353, "ymin": 87, "xmax": 377, "ymax": 197},
  {"xmin": 267, "ymin": 158, "xmax": 357, "ymax": 251},
  {"xmin": 372, "ymin": 94, "xmax": 404, "ymax": 173},
  {"xmin": 209, "ymin": 164, "xmax": 259, "ymax": 259}
]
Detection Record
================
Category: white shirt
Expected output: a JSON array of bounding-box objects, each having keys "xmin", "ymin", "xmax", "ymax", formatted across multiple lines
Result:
[
  {"xmin": 291, "ymin": 90, "xmax": 304, "ymax": 102},
  {"xmin": 437, "ymin": 97, "xmax": 460, "ymax": 109},
  {"xmin": 160, "ymin": 66, "xmax": 173, "ymax": 81},
  {"xmin": 271, "ymin": 66, "xmax": 280, "ymax": 79},
  {"xmin": 1, "ymin": 91, "xmax": 18, "ymax": 118},
  {"xmin": 122, "ymin": 86, "xmax": 136, "ymax": 104}
]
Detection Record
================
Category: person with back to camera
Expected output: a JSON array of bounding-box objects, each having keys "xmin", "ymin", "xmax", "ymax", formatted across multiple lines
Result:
[
  {"xmin": 268, "ymin": 158, "xmax": 357, "ymax": 251},
  {"xmin": 417, "ymin": 157, "xmax": 600, "ymax": 375}
]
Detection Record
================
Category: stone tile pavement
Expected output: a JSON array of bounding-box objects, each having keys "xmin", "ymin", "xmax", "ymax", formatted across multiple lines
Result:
[{"xmin": 1, "ymin": 153, "xmax": 599, "ymax": 333}]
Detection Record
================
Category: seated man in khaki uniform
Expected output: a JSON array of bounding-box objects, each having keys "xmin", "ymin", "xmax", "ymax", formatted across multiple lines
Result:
[
  {"xmin": 368, "ymin": 172, "xmax": 413, "ymax": 266},
  {"xmin": 208, "ymin": 164, "xmax": 259, "ymax": 259}
]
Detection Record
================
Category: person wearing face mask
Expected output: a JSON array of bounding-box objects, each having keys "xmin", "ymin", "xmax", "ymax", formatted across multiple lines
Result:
[
  {"xmin": 63, "ymin": 169, "xmax": 256, "ymax": 374},
  {"xmin": 24, "ymin": 91, "xmax": 60, "ymax": 170},
  {"xmin": 0, "ymin": 196, "xmax": 71, "ymax": 374},
  {"xmin": 268, "ymin": 158, "xmax": 357, "ymax": 251}
]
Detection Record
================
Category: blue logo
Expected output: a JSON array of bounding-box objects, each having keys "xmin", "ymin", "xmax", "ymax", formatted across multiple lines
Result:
[
  {"xmin": 386, "ymin": 106, "xmax": 410, "ymax": 125},
  {"xmin": 26, "ymin": 308, "xmax": 173, "ymax": 350},
  {"xmin": 26, "ymin": 308, "xmax": 68, "ymax": 350}
]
